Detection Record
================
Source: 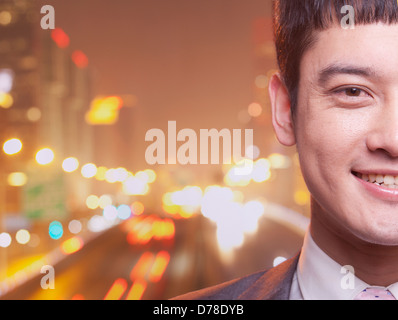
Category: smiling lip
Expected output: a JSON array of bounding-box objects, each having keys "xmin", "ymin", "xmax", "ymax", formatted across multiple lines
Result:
[{"xmin": 352, "ymin": 171, "xmax": 398, "ymax": 202}]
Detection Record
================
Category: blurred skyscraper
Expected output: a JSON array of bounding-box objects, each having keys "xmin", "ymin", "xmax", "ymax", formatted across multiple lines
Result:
[{"xmin": 0, "ymin": 0, "xmax": 94, "ymax": 224}]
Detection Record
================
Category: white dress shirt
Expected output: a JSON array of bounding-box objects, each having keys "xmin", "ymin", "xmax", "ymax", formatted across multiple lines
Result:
[{"xmin": 289, "ymin": 231, "xmax": 398, "ymax": 300}]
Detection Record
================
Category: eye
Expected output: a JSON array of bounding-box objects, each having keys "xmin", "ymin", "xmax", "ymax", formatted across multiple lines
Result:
[
  {"xmin": 344, "ymin": 87, "xmax": 362, "ymax": 97},
  {"xmin": 329, "ymin": 85, "xmax": 373, "ymax": 108},
  {"xmin": 334, "ymin": 86, "xmax": 372, "ymax": 99}
]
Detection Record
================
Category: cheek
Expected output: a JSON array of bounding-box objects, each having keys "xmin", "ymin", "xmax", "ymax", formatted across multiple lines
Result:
[{"xmin": 294, "ymin": 110, "xmax": 367, "ymax": 189}]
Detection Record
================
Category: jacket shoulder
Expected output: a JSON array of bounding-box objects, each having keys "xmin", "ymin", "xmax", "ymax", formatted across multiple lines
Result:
[
  {"xmin": 171, "ymin": 269, "xmax": 267, "ymax": 300},
  {"xmin": 172, "ymin": 254, "xmax": 299, "ymax": 300}
]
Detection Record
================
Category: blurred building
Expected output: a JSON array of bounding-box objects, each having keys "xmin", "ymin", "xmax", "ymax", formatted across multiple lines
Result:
[
  {"xmin": 40, "ymin": 28, "xmax": 93, "ymax": 164},
  {"xmin": 0, "ymin": 0, "xmax": 41, "ymax": 217},
  {"xmin": 27, "ymin": 26, "xmax": 95, "ymax": 221},
  {"xmin": 0, "ymin": 0, "xmax": 40, "ymax": 153},
  {"xmin": 0, "ymin": 0, "xmax": 94, "ymax": 227}
]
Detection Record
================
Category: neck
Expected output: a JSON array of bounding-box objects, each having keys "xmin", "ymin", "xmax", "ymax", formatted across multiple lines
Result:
[{"xmin": 310, "ymin": 200, "xmax": 398, "ymax": 287}]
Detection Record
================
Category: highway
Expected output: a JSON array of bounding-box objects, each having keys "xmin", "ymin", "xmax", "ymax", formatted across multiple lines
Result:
[{"xmin": 1, "ymin": 213, "xmax": 304, "ymax": 300}]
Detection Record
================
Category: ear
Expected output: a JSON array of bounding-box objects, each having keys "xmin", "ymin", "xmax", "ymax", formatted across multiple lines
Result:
[{"xmin": 268, "ymin": 72, "xmax": 296, "ymax": 146}]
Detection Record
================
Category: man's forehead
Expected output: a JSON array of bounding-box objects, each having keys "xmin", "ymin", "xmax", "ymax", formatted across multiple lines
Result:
[{"xmin": 303, "ymin": 23, "xmax": 398, "ymax": 81}]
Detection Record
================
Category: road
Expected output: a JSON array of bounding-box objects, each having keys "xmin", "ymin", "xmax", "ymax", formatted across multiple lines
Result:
[{"xmin": 1, "ymin": 213, "xmax": 304, "ymax": 300}]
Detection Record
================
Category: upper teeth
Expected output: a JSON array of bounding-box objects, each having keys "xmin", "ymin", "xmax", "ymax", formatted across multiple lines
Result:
[{"xmin": 359, "ymin": 173, "xmax": 398, "ymax": 187}]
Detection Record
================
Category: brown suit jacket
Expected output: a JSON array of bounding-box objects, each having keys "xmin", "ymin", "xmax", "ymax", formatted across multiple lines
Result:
[{"xmin": 172, "ymin": 253, "xmax": 300, "ymax": 300}]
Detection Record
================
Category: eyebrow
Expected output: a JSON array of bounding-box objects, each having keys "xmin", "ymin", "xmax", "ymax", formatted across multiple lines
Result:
[{"xmin": 318, "ymin": 63, "xmax": 377, "ymax": 86}]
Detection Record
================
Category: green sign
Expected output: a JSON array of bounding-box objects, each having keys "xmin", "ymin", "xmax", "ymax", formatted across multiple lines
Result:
[{"xmin": 22, "ymin": 169, "xmax": 67, "ymax": 221}]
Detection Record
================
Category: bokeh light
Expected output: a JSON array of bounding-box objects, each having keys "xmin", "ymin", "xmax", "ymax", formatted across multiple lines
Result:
[
  {"xmin": 15, "ymin": 229, "xmax": 30, "ymax": 245},
  {"xmin": 247, "ymin": 102, "xmax": 262, "ymax": 117},
  {"xmin": 0, "ymin": 11, "xmax": 12, "ymax": 26},
  {"xmin": 117, "ymin": 204, "xmax": 132, "ymax": 220},
  {"xmin": 68, "ymin": 220, "xmax": 82, "ymax": 234},
  {"xmin": 3, "ymin": 138, "xmax": 22, "ymax": 155},
  {"xmin": 48, "ymin": 221, "xmax": 63, "ymax": 240},
  {"xmin": 62, "ymin": 157, "xmax": 80, "ymax": 173},
  {"xmin": 7, "ymin": 172, "xmax": 27, "ymax": 187},
  {"xmin": 131, "ymin": 201, "xmax": 145, "ymax": 216},
  {"xmin": 103, "ymin": 205, "xmax": 118, "ymax": 221},
  {"xmin": 0, "ymin": 232, "xmax": 11, "ymax": 248},
  {"xmin": 81, "ymin": 163, "xmax": 97, "ymax": 178},
  {"xmin": 36, "ymin": 148, "xmax": 55, "ymax": 165},
  {"xmin": 86, "ymin": 195, "xmax": 100, "ymax": 210},
  {"xmin": 0, "ymin": 92, "xmax": 13, "ymax": 109}
]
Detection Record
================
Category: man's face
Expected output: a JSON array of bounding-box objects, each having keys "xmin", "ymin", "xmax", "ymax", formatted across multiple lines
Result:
[{"xmin": 296, "ymin": 23, "xmax": 398, "ymax": 245}]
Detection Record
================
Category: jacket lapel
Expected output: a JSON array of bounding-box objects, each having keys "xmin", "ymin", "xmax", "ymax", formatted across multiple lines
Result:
[{"xmin": 237, "ymin": 253, "xmax": 300, "ymax": 300}]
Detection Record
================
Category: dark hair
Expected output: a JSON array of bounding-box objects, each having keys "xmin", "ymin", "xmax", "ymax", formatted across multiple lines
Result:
[{"xmin": 272, "ymin": 0, "xmax": 398, "ymax": 113}]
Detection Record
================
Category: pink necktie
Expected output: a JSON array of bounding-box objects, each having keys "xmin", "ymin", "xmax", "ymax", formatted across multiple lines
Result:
[{"xmin": 354, "ymin": 288, "xmax": 396, "ymax": 300}]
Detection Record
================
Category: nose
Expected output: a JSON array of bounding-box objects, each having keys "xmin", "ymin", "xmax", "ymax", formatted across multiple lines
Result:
[{"xmin": 366, "ymin": 102, "xmax": 398, "ymax": 158}]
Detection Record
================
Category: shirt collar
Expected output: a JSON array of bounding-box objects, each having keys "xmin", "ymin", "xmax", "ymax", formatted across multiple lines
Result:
[{"xmin": 297, "ymin": 231, "xmax": 398, "ymax": 300}]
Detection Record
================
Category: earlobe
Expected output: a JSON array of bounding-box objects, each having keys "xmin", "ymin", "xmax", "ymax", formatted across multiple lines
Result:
[{"xmin": 268, "ymin": 73, "xmax": 296, "ymax": 147}]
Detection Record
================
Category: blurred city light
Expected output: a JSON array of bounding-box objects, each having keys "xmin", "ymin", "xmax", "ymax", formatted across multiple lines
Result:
[
  {"xmin": 35, "ymin": 148, "xmax": 55, "ymax": 165},
  {"xmin": 104, "ymin": 168, "xmax": 118, "ymax": 183},
  {"xmin": 62, "ymin": 157, "xmax": 80, "ymax": 173},
  {"xmin": 86, "ymin": 195, "xmax": 100, "ymax": 210},
  {"xmin": 98, "ymin": 195, "xmax": 112, "ymax": 209},
  {"xmin": 143, "ymin": 169, "xmax": 156, "ymax": 183},
  {"xmin": 152, "ymin": 219, "xmax": 175, "ymax": 240},
  {"xmin": 7, "ymin": 172, "xmax": 27, "ymax": 187},
  {"xmin": 0, "ymin": 232, "xmax": 12, "ymax": 248},
  {"xmin": 3, "ymin": 138, "xmax": 22, "ymax": 155},
  {"xmin": 95, "ymin": 166, "xmax": 108, "ymax": 181},
  {"xmin": 15, "ymin": 229, "xmax": 30, "ymax": 245},
  {"xmin": 245, "ymin": 144, "xmax": 260, "ymax": 160},
  {"xmin": 252, "ymin": 158, "xmax": 272, "ymax": 183},
  {"xmin": 81, "ymin": 163, "xmax": 97, "ymax": 178},
  {"xmin": 247, "ymin": 102, "xmax": 262, "ymax": 117},
  {"xmin": 0, "ymin": 69, "xmax": 14, "ymax": 93},
  {"xmin": 51, "ymin": 28, "xmax": 70, "ymax": 48},
  {"xmin": 26, "ymin": 107, "xmax": 41, "ymax": 122},
  {"xmin": 113, "ymin": 167, "xmax": 129, "ymax": 182},
  {"xmin": 126, "ymin": 279, "xmax": 147, "ymax": 300},
  {"xmin": 224, "ymin": 157, "xmax": 271, "ymax": 187},
  {"xmin": 0, "ymin": 10, "xmax": 12, "ymax": 26},
  {"xmin": 104, "ymin": 278, "xmax": 128, "ymax": 300},
  {"xmin": 103, "ymin": 205, "xmax": 118, "ymax": 221},
  {"xmin": 273, "ymin": 256, "xmax": 287, "ymax": 267},
  {"xmin": 117, "ymin": 204, "xmax": 132, "ymax": 220},
  {"xmin": 242, "ymin": 201, "xmax": 265, "ymax": 233},
  {"xmin": 104, "ymin": 167, "xmax": 132, "ymax": 183},
  {"xmin": 131, "ymin": 201, "xmax": 145, "ymax": 216},
  {"xmin": 85, "ymin": 96, "xmax": 123, "ymax": 125},
  {"xmin": 199, "ymin": 185, "xmax": 266, "ymax": 253},
  {"xmin": 294, "ymin": 189, "xmax": 311, "ymax": 206},
  {"xmin": 71, "ymin": 50, "xmax": 89, "ymax": 69},
  {"xmin": 48, "ymin": 221, "xmax": 63, "ymax": 240},
  {"xmin": 254, "ymin": 74, "xmax": 269, "ymax": 89},
  {"xmin": 148, "ymin": 251, "xmax": 170, "ymax": 283},
  {"xmin": 130, "ymin": 251, "xmax": 154, "ymax": 280},
  {"xmin": 87, "ymin": 215, "xmax": 114, "ymax": 233},
  {"xmin": 60, "ymin": 237, "xmax": 84, "ymax": 255},
  {"xmin": 268, "ymin": 153, "xmax": 292, "ymax": 169},
  {"xmin": 122, "ymin": 176, "xmax": 148, "ymax": 195},
  {"xmin": 162, "ymin": 186, "xmax": 203, "ymax": 219},
  {"xmin": 0, "ymin": 93, "xmax": 13, "ymax": 109},
  {"xmin": 68, "ymin": 220, "xmax": 82, "ymax": 234}
]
